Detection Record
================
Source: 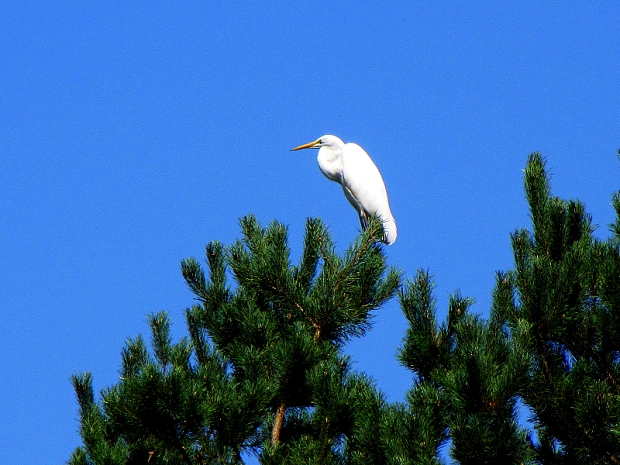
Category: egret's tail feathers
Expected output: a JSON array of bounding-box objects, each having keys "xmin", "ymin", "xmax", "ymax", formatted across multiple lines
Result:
[
  {"xmin": 382, "ymin": 218, "xmax": 397, "ymax": 245},
  {"xmin": 360, "ymin": 213, "xmax": 397, "ymax": 245}
]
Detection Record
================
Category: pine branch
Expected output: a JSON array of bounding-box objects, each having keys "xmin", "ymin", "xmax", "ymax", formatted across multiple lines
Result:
[
  {"xmin": 71, "ymin": 372, "xmax": 94, "ymax": 412},
  {"xmin": 611, "ymin": 191, "xmax": 620, "ymax": 243},
  {"xmin": 148, "ymin": 312, "xmax": 172, "ymax": 374},
  {"xmin": 294, "ymin": 218, "xmax": 324, "ymax": 292},
  {"xmin": 271, "ymin": 403, "xmax": 286, "ymax": 449}
]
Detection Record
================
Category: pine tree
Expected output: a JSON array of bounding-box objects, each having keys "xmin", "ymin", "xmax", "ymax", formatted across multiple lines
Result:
[
  {"xmin": 69, "ymin": 215, "xmax": 400, "ymax": 464},
  {"xmin": 395, "ymin": 153, "xmax": 620, "ymax": 463},
  {"xmin": 397, "ymin": 271, "xmax": 534, "ymax": 465},
  {"xmin": 496, "ymin": 153, "xmax": 620, "ymax": 463},
  {"xmin": 69, "ymin": 153, "xmax": 620, "ymax": 464}
]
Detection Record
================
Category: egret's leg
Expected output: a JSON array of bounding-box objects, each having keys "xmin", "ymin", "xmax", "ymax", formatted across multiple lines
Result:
[{"xmin": 359, "ymin": 212, "xmax": 369, "ymax": 230}]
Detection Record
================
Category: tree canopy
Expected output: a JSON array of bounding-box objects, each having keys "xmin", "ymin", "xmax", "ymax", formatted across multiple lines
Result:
[{"xmin": 69, "ymin": 153, "xmax": 620, "ymax": 464}]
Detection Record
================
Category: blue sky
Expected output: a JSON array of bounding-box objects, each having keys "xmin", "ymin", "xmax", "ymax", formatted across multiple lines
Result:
[{"xmin": 1, "ymin": 2, "xmax": 619, "ymax": 463}]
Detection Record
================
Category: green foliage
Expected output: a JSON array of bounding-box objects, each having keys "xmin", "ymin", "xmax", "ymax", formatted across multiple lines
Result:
[
  {"xmin": 69, "ymin": 215, "xmax": 400, "ymax": 464},
  {"xmin": 70, "ymin": 154, "xmax": 620, "ymax": 464},
  {"xmin": 499, "ymin": 153, "xmax": 620, "ymax": 464},
  {"xmin": 398, "ymin": 271, "xmax": 533, "ymax": 465},
  {"xmin": 395, "ymin": 153, "xmax": 620, "ymax": 464}
]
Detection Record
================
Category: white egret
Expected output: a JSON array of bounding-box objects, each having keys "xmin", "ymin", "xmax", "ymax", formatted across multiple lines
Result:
[{"xmin": 291, "ymin": 135, "xmax": 397, "ymax": 245}]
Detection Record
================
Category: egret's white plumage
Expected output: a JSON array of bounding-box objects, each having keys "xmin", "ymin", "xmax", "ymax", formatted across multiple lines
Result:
[{"xmin": 291, "ymin": 135, "xmax": 397, "ymax": 245}]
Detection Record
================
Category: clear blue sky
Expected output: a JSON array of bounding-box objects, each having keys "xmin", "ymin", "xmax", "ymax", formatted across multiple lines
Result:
[{"xmin": 1, "ymin": 2, "xmax": 619, "ymax": 463}]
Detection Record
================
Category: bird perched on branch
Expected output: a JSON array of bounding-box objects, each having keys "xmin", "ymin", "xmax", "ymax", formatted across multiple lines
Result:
[{"xmin": 292, "ymin": 135, "xmax": 397, "ymax": 245}]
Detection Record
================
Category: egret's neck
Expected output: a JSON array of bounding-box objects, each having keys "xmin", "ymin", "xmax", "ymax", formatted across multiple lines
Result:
[{"xmin": 317, "ymin": 147, "xmax": 343, "ymax": 182}]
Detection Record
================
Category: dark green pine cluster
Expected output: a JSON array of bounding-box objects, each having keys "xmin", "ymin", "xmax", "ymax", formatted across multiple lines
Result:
[
  {"xmin": 69, "ymin": 153, "xmax": 620, "ymax": 464},
  {"xmin": 69, "ymin": 216, "xmax": 402, "ymax": 464},
  {"xmin": 397, "ymin": 153, "xmax": 620, "ymax": 464},
  {"xmin": 498, "ymin": 153, "xmax": 620, "ymax": 463}
]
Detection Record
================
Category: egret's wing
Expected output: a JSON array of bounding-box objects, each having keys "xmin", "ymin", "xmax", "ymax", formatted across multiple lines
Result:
[
  {"xmin": 341, "ymin": 144, "xmax": 392, "ymax": 219},
  {"xmin": 341, "ymin": 143, "xmax": 397, "ymax": 244}
]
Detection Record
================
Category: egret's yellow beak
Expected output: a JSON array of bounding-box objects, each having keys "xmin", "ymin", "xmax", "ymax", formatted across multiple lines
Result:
[{"xmin": 291, "ymin": 138, "xmax": 322, "ymax": 151}]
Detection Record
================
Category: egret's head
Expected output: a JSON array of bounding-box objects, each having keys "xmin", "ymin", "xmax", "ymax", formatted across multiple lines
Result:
[{"xmin": 291, "ymin": 135, "xmax": 344, "ymax": 151}]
